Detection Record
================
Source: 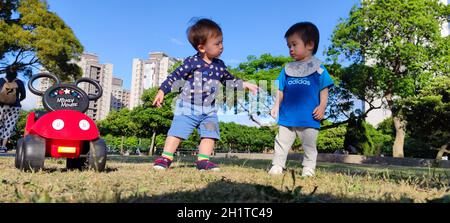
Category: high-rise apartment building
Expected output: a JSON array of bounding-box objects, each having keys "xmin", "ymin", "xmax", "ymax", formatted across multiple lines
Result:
[
  {"xmin": 111, "ymin": 76, "xmax": 130, "ymax": 111},
  {"xmin": 129, "ymin": 52, "xmax": 181, "ymax": 109},
  {"xmin": 76, "ymin": 53, "xmax": 113, "ymax": 121},
  {"xmin": 36, "ymin": 74, "xmax": 52, "ymax": 109}
]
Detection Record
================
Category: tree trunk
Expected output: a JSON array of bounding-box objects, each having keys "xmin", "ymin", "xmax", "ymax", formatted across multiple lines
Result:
[
  {"xmin": 385, "ymin": 92, "xmax": 405, "ymax": 158},
  {"xmin": 149, "ymin": 131, "xmax": 156, "ymax": 156},
  {"xmin": 392, "ymin": 116, "xmax": 405, "ymax": 157},
  {"xmin": 120, "ymin": 136, "xmax": 124, "ymax": 155}
]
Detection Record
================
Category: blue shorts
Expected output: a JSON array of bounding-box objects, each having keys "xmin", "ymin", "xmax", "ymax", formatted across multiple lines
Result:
[{"xmin": 167, "ymin": 100, "xmax": 220, "ymax": 140}]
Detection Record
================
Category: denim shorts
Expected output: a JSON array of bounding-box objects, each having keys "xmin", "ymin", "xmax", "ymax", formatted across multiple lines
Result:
[{"xmin": 167, "ymin": 100, "xmax": 220, "ymax": 140}]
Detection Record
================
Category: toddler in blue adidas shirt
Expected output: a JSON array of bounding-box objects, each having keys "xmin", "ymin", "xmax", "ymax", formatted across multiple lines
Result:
[
  {"xmin": 269, "ymin": 22, "xmax": 334, "ymax": 177},
  {"xmin": 152, "ymin": 18, "xmax": 258, "ymax": 171}
]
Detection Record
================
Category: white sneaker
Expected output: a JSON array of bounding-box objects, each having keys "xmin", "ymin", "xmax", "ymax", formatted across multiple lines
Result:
[
  {"xmin": 268, "ymin": 165, "xmax": 283, "ymax": 175},
  {"xmin": 302, "ymin": 167, "xmax": 315, "ymax": 177},
  {"xmin": 153, "ymin": 165, "xmax": 167, "ymax": 170}
]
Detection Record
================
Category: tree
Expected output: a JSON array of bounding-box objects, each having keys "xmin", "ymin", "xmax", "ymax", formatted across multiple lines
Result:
[
  {"xmin": 343, "ymin": 114, "xmax": 375, "ymax": 156},
  {"xmin": 400, "ymin": 75, "xmax": 450, "ymax": 158},
  {"xmin": 0, "ymin": 0, "xmax": 83, "ymax": 80},
  {"xmin": 97, "ymin": 109, "xmax": 138, "ymax": 154},
  {"xmin": 317, "ymin": 121, "xmax": 347, "ymax": 153},
  {"xmin": 135, "ymin": 87, "xmax": 176, "ymax": 155},
  {"xmin": 226, "ymin": 54, "xmax": 292, "ymax": 126},
  {"xmin": 217, "ymin": 122, "xmax": 276, "ymax": 153},
  {"xmin": 327, "ymin": 0, "xmax": 449, "ymax": 157}
]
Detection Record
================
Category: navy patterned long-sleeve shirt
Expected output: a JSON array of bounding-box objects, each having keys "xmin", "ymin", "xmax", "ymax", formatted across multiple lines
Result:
[{"xmin": 159, "ymin": 53, "xmax": 243, "ymax": 106}]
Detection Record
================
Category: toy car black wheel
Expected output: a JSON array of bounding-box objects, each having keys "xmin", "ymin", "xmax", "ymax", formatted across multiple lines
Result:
[
  {"xmin": 66, "ymin": 157, "xmax": 87, "ymax": 170},
  {"xmin": 15, "ymin": 138, "xmax": 24, "ymax": 169},
  {"xmin": 87, "ymin": 139, "xmax": 107, "ymax": 172},
  {"xmin": 21, "ymin": 135, "xmax": 46, "ymax": 172}
]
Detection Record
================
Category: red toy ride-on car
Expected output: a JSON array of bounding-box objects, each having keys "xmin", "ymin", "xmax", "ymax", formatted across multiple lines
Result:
[{"xmin": 15, "ymin": 73, "xmax": 107, "ymax": 172}]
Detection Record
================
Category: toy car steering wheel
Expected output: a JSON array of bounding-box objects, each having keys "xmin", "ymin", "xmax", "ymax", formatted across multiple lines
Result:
[
  {"xmin": 75, "ymin": 78, "xmax": 103, "ymax": 101},
  {"xmin": 28, "ymin": 73, "xmax": 60, "ymax": 96},
  {"xmin": 28, "ymin": 73, "xmax": 103, "ymax": 113}
]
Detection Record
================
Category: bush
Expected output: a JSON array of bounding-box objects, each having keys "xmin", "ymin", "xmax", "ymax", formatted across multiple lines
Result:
[
  {"xmin": 366, "ymin": 122, "xmax": 393, "ymax": 156},
  {"xmin": 343, "ymin": 115, "xmax": 375, "ymax": 156},
  {"xmin": 317, "ymin": 125, "xmax": 347, "ymax": 153},
  {"xmin": 375, "ymin": 118, "xmax": 394, "ymax": 155}
]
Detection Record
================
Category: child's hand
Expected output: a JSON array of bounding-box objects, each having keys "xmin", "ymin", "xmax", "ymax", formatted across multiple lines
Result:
[
  {"xmin": 270, "ymin": 107, "xmax": 279, "ymax": 119},
  {"xmin": 313, "ymin": 105, "xmax": 326, "ymax": 120},
  {"xmin": 153, "ymin": 90, "xmax": 165, "ymax": 108},
  {"xmin": 243, "ymin": 82, "xmax": 259, "ymax": 95}
]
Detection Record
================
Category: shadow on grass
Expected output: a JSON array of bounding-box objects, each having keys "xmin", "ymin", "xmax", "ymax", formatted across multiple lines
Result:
[{"xmin": 118, "ymin": 177, "xmax": 414, "ymax": 203}]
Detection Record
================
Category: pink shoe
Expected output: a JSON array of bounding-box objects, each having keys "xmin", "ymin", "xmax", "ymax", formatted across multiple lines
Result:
[
  {"xmin": 153, "ymin": 157, "xmax": 172, "ymax": 170},
  {"xmin": 195, "ymin": 160, "xmax": 220, "ymax": 171}
]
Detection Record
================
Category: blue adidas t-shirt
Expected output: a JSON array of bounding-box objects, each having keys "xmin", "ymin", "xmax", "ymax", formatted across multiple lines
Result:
[{"xmin": 277, "ymin": 64, "xmax": 334, "ymax": 129}]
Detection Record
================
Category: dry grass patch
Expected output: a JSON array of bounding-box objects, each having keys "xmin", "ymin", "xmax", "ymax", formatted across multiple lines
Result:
[{"xmin": 0, "ymin": 155, "xmax": 449, "ymax": 203}]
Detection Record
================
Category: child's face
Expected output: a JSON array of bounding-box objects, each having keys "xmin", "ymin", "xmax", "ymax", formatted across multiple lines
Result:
[
  {"xmin": 199, "ymin": 35, "xmax": 223, "ymax": 59},
  {"xmin": 286, "ymin": 34, "xmax": 314, "ymax": 61}
]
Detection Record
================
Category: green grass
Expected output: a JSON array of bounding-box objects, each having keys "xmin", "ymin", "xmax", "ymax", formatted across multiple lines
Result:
[{"xmin": 0, "ymin": 154, "xmax": 449, "ymax": 203}]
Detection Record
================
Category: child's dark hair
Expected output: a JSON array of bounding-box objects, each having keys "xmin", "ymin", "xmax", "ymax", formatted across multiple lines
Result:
[
  {"xmin": 285, "ymin": 22, "xmax": 320, "ymax": 55},
  {"xmin": 187, "ymin": 18, "xmax": 222, "ymax": 51}
]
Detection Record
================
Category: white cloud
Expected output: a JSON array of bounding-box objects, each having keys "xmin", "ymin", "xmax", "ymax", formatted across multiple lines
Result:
[{"xmin": 170, "ymin": 38, "xmax": 185, "ymax": 46}]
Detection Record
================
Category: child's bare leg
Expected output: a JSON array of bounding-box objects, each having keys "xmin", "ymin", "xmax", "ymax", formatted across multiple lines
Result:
[
  {"xmin": 198, "ymin": 138, "xmax": 215, "ymax": 156},
  {"xmin": 163, "ymin": 136, "xmax": 182, "ymax": 153}
]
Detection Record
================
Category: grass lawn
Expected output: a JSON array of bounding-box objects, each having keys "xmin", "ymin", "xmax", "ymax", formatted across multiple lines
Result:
[{"xmin": 0, "ymin": 154, "xmax": 449, "ymax": 203}]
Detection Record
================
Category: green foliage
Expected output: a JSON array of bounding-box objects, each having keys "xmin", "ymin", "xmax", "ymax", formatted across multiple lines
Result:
[
  {"xmin": 0, "ymin": 0, "xmax": 83, "ymax": 80},
  {"xmin": 180, "ymin": 129, "xmax": 200, "ymax": 150},
  {"xmin": 367, "ymin": 122, "xmax": 393, "ymax": 156},
  {"xmin": 377, "ymin": 117, "xmax": 395, "ymax": 136},
  {"xmin": 97, "ymin": 109, "xmax": 138, "ymax": 137},
  {"xmin": 328, "ymin": 0, "xmax": 449, "ymax": 101},
  {"xmin": 98, "ymin": 87, "xmax": 176, "ymax": 154},
  {"xmin": 98, "ymin": 88, "xmax": 176, "ymax": 138},
  {"xmin": 328, "ymin": 0, "xmax": 449, "ymax": 99},
  {"xmin": 232, "ymin": 54, "xmax": 291, "ymax": 77},
  {"xmin": 217, "ymin": 122, "xmax": 275, "ymax": 153},
  {"xmin": 400, "ymin": 76, "xmax": 450, "ymax": 158},
  {"xmin": 317, "ymin": 124, "xmax": 347, "ymax": 153},
  {"xmin": 329, "ymin": 0, "xmax": 448, "ymax": 74},
  {"xmin": 229, "ymin": 54, "xmax": 291, "ymax": 93},
  {"xmin": 327, "ymin": 0, "xmax": 449, "ymax": 156},
  {"xmin": 344, "ymin": 115, "xmax": 375, "ymax": 156},
  {"xmin": 168, "ymin": 60, "xmax": 182, "ymax": 73},
  {"xmin": 103, "ymin": 134, "xmax": 152, "ymax": 153},
  {"xmin": 133, "ymin": 87, "xmax": 177, "ymax": 154}
]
